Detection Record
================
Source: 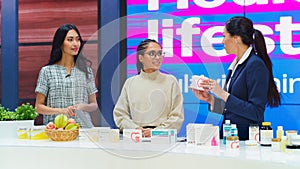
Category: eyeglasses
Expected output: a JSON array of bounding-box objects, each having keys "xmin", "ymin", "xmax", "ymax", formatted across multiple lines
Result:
[{"xmin": 145, "ymin": 50, "xmax": 164, "ymax": 58}]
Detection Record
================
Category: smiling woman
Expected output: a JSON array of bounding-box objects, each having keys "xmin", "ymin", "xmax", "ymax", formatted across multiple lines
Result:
[
  {"xmin": 113, "ymin": 39, "xmax": 184, "ymax": 138},
  {"xmin": 34, "ymin": 24, "xmax": 98, "ymax": 128}
]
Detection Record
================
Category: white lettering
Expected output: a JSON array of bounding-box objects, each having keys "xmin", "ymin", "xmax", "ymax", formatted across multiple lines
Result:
[
  {"xmin": 289, "ymin": 77, "xmax": 300, "ymax": 93},
  {"xmin": 177, "ymin": 0, "xmax": 189, "ymax": 9},
  {"xmin": 176, "ymin": 18, "xmax": 201, "ymax": 57},
  {"xmin": 193, "ymin": 0, "xmax": 225, "ymax": 8},
  {"xmin": 162, "ymin": 19, "xmax": 174, "ymax": 57},
  {"xmin": 148, "ymin": 20, "xmax": 159, "ymax": 41},
  {"xmin": 148, "ymin": 0, "xmax": 159, "ymax": 11},
  {"xmin": 176, "ymin": 0, "xmax": 287, "ymax": 9},
  {"xmin": 275, "ymin": 16, "xmax": 300, "ymax": 55},
  {"xmin": 201, "ymin": 26, "xmax": 225, "ymax": 56}
]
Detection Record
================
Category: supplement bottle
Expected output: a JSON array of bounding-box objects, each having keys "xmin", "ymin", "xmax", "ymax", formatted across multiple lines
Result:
[
  {"xmin": 260, "ymin": 122, "xmax": 273, "ymax": 146},
  {"xmin": 223, "ymin": 120, "xmax": 231, "ymax": 144},
  {"xmin": 276, "ymin": 126, "xmax": 284, "ymax": 139},
  {"xmin": 249, "ymin": 124, "xmax": 259, "ymax": 142},
  {"xmin": 230, "ymin": 124, "xmax": 238, "ymax": 136}
]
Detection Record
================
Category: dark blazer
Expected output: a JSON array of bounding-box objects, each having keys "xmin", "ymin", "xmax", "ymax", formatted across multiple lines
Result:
[{"xmin": 212, "ymin": 50, "xmax": 269, "ymax": 140}]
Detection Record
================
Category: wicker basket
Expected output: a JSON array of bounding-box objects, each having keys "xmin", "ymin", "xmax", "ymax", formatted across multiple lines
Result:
[{"xmin": 45, "ymin": 128, "xmax": 79, "ymax": 141}]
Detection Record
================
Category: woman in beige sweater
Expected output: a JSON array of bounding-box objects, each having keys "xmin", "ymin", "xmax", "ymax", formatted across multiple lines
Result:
[{"xmin": 113, "ymin": 39, "xmax": 184, "ymax": 137}]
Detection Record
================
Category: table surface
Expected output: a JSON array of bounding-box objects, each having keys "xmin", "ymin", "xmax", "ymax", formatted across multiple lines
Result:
[{"xmin": 0, "ymin": 134, "xmax": 300, "ymax": 169}]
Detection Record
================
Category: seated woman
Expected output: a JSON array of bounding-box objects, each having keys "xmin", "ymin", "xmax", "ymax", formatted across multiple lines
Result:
[{"xmin": 113, "ymin": 39, "xmax": 184, "ymax": 137}]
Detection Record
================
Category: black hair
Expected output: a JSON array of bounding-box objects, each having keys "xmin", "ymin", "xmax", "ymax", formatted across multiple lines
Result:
[
  {"xmin": 225, "ymin": 16, "xmax": 280, "ymax": 107},
  {"xmin": 47, "ymin": 23, "xmax": 92, "ymax": 78},
  {"xmin": 136, "ymin": 39, "xmax": 162, "ymax": 74}
]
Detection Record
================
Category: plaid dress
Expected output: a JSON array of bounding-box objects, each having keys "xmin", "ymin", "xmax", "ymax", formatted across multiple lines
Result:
[{"xmin": 35, "ymin": 64, "xmax": 98, "ymax": 127}]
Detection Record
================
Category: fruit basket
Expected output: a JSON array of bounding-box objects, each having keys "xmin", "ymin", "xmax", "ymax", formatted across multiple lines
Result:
[{"xmin": 45, "ymin": 128, "xmax": 79, "ymax": 141}]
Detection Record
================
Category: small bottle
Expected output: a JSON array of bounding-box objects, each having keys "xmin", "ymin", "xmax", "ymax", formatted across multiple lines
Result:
[
  {"xmin": 271, "ymin": 138, "xmax": 281, "ymax": 152},
  {"xmin": 223, "ymin": 120, "xmax": 231, "ymax": 144},
  {"xmin": 280, "ymin": 136, "xmax": 287, "ymax": 152},
  {"xmin": 260, "ymin": 122, "xmax": 273, "ymax": 146},
  {"xmin": 276, "ymin": 126, "xmax": 284, "ymax": 139},
  {"xmin": 249, "ymin": 124, "xmax": 259, "ymax": 143},
  {"xmin": 230, "ymin": 124, "xmax": 238, "ymax": 136},
  {"xmin": 226, "ymin": 136, "xmax": 239, "ymax": 149}
]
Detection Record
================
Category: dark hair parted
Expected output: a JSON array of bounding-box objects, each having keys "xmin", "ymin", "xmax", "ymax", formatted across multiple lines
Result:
[
  {"xmin": 136, "ymin": 39, "xmax": 162, "ymax": 74},
  {"xmin": 225, "ymin": 16, "xmax": 280, "ymax": 107},
  {"xmin": 47, "ymin": 23, "xmax": 92, "ymax": 78}
]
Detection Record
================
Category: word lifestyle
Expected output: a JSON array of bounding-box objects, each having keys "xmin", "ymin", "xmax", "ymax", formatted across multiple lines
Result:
[{"xmin": 147, "ymin": 16, "xmax": 300, "ymax": 57}]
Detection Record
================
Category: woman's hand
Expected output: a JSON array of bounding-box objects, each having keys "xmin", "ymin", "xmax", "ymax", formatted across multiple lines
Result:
[
  {"xmin": 191, "ymin": 88, "xmax": 213, "ymax": 104},
  {"xmin": 61, "ymin": 106, "xmax": 76, "ymax": 116},
  {"xmin": 200, "ymin": 78, "xmax": 229, "ymax": 102},
  {"xmin": 136, "ymin": 127, "xmax": 152, "ymax": 138}
]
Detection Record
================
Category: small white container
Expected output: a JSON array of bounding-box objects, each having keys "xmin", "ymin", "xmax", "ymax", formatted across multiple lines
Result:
[
  {"xmin": 291, "ymin": 135, "xmax": 300, "ymax": 145},
  {"xmin": 226, "ymin": 136, "xmax": 239, "ymax": 149},
  {"xmin": 271, "ymin": 138, "xmax": 281, "ymax": 152},
  {"xmin": 286, "ymin": 130, "xmax": 298, "ymax": 145}
]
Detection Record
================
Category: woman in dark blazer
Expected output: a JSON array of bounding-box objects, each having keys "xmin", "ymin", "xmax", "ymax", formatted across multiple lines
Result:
[{"xmin": 191, "ymin": 16, "xmax": 280, "ymax": 140}]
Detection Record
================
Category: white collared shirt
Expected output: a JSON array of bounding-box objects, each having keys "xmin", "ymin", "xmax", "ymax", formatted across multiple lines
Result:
[{"xmin": 226, "ymin": 46, "xmax": 253, "ymax": 90}]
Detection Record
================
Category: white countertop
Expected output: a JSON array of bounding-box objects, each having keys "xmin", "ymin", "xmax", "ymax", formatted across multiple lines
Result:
[{"xmin": 1, "ymin": 136, "xmax": 300, "ymax": 169}]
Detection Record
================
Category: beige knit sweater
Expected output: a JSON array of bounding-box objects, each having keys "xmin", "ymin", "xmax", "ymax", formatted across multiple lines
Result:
[{"xmin": 113, "ymin": 70, "xmax": 184, "ymax": 132}]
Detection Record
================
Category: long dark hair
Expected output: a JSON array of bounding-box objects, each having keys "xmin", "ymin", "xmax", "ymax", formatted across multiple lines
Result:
[
  {"xmin": 47, "ymin": 23, "xmax": 92, "ymax": 77},
  {"xmin": 136, "ymin": 39, "xmax": 162, "ymax": 74},
  {"xmin": 225, "ymin": 16, "xmax": 280, "ymax": 107}
]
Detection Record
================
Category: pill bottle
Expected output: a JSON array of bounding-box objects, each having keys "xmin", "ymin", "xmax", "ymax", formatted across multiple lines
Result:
[
  {"xmin": 249, "ymin": 124, "xmax": 259, "ymax": 143},
  {"xmin": 260, "ymin": 122, "xmax": 273, "ymax": 146},
  {"xmin": 226, "ymin": 136, "xmax": 239, "ymax": 149},
  {"xmin": 271, "ymin": 138, "xmax": 281, "ymax": 152},
  {"xmin": 286, "ymin": 130, "xmax": 298, "ymax": 145}
]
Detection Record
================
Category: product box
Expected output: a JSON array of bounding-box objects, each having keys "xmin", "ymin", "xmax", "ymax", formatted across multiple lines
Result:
[
  {"xmin": 186, "ymin": 123, "xmax": 219, "ymax": 146},
  {"xmin": 30, "ymin": 126, "xmax": 49, "ymax": 140},
  {"xmin": 189, "ymin": 75, "xmax": 208, "ymax": 91},
  {"xmin": 97, "ymin": 127, "xmax": 119, "ymax": 143},
  {"xmin": 195, "ymin": 125, "xmax": 219, "ymax": 146},
  {"xmin": 151, "ymin": 129, "xmax": 177, "ymax": 144},
  {"xmin": 186, "ymin": 123, "xmax": 212, "ymax": 144},
  {"xmin": 123, "ymin": 129, "xmax": 142, "ymax": 143},
  {"xmin": 17, "ymin": 127, "xmax": 30, "ymax": 140}
]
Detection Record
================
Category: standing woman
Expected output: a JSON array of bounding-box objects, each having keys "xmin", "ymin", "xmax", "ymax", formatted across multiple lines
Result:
[
  {"xmin": 191, "ymin": 16, "xmax": 280, "ymax": 140},
  {"xmin": 113, "ymin": 39, "xmax": 184, "ymax": 137},
  {"xmin": 35, "ymin": 24, "xmax": 98, "ymax": 127}
]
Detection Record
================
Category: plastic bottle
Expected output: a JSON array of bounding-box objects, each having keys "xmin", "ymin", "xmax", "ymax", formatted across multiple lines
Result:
[
  {"xmin": 230, "ymin": 124, "xmax": 238, "ymax": 136},
  {"xmin": 260, "ymin": 122, "xmax": 273, "ymax": 146},
  {"xmin": 276, "ymin": 126, "xmax": 284, "ymax": 139},
  {"xmin": 223, "ymin": 120, "xmax": 231, "ymax": 144},
  {"xmin": 280, "ymin": 136, "xmax": 287, "ymax": 152}
]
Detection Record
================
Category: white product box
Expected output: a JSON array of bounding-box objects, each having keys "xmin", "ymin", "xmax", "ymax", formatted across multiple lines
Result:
[
  {"xmin": 186, "ymin": 123, "xmax": 213, "ymax": 144},
  {"xmin": 194, "ymin": 125, "xmax": 219, "ymax": 146},
  {"xmin": 123, "ymin": 129, "xmax": 142, "ymax": 143},
  {"xmin": 189, "ymin": 75, "xmax": 208, "ymax": 91},
  {"xmin": 151, "ymin": 129, "xmax": 177, "ymax": 144},
  {"xmin": 97, "ymin": 127, "xmax": 119, "ymax": 143}
]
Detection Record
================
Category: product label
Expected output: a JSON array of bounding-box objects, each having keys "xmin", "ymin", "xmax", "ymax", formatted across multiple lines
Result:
[
  {"xmin": 249, "ymin": 126, "xmax": 259, "ymax": 143},
  {"xmin": 260, "ymin": 130, "xmax": 273, "ymax": 145},
  {"xmin": 223, "ymin": 125, "xmax": 231, "ymax": 144}
]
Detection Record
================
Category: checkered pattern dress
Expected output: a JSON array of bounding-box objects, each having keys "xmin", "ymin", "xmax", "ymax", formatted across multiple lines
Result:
[{"xmin": 35, "ymin": 64, "xmax": 98, "ymax": 127}]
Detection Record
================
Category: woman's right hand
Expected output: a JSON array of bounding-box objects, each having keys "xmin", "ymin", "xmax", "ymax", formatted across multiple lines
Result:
[
  {"xmin": 191, "ymin": 88, "xmax": 213, "ymax": 104},
  {"xmin": 61, "ymin": 106, "xmax": 76, "ymax": 116}
]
